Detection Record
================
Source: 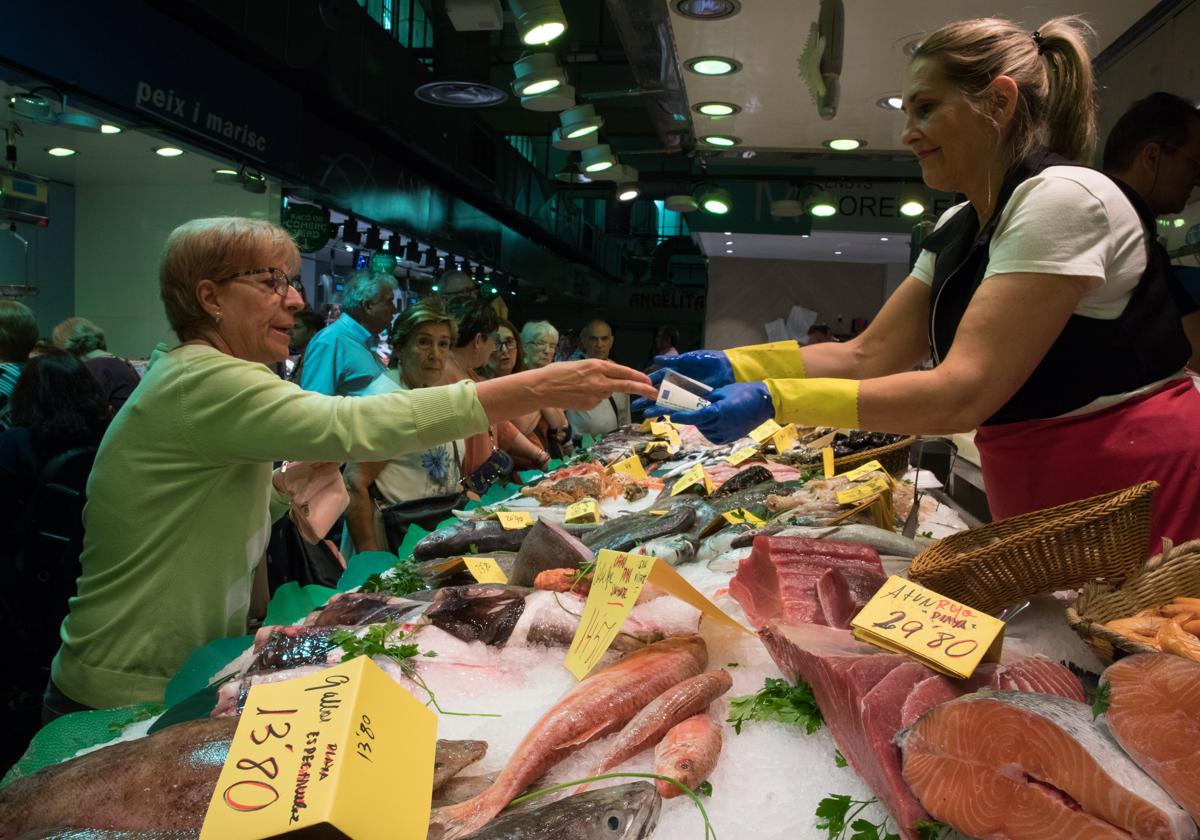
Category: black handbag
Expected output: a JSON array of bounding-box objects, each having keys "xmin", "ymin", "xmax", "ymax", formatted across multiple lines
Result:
[
  {"xmin": 371, "ymin": 439, "xmax": 473, "ymax": 552},
  {"xmin": 459, "ymin": 446, "xmax": 515, "ymax": 497}
]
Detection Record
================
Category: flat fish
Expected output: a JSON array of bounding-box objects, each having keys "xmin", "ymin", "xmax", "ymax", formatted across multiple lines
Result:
[
  {"xmin": 582, "ymin": 504, "xmax": 696, "ymax": 554},
  {"xmin": 898, "ymin": 689, "xmax": 1198, "ymax": 840},
  {"xmin": 0, "ymin": 718, "xmax": 486, "ymax": 838},
  {"xmin": 458, "ymin": 782, "xmax": 661, "ymax": 840},
  {"xmin": 429, "ymin": 636, "xmax": 708, "ymax": 840},
  {"xmin": 244, "ymin": 625, "xmax": 339, "ymax": 674},
  {"xmin": 589, "ymin": 670, "xmax": 732, "ymax": 779},
  {"xmin": 653, "ymin": 713, "xmax": 723, "ymax": 799},
  {"xmin": 1102, "ymin": 654, "xmax": 1200, "ymax": 823},
  {"xmin": 424, "ymin": 585, "xmax": 528, "ymax": 646},
  {"xmin": 510, "ymin": 519, "xmax": 595, "ymax": 586}
]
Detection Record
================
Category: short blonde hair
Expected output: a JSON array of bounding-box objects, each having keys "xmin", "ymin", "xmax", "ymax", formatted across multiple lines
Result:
[
  {"xmin": 52, "ymin": 316, "xmax": 107, "ymax": 355},
  {"xmin": 159, "ymin": 217, "xmax": 298, "ymax": 341}
]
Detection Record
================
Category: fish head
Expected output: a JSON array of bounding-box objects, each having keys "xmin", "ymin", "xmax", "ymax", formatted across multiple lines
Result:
[{"xmin": 580, "ymin": 782, "xmax": 662, "ymax": 839}]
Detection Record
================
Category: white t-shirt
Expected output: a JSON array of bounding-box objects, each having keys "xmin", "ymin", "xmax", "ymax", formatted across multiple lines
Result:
[{"xmin": 911, "ymin": 166, "xmax": 1148, "ymax": 319}]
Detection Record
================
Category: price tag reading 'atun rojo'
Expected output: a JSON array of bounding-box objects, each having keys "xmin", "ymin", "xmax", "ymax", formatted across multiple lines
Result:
[
  {"xmin": 200, "ymin": 656, "xmax": 436, "ymax": 840},
  {"xmin": 850, "ymin": 576, "xmax": 1005, "ymax": 679}
]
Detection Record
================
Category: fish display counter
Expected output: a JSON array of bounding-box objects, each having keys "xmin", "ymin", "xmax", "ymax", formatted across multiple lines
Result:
[{"xmin": 2, "ymin": 421, "xmax": 1197, "ymax": 840}]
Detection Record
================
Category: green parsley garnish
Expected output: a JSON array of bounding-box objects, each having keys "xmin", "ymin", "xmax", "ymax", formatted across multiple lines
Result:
[
  {"xmin": 1091, "ymin": 681, "xmax": 1111, "ymax": 719},
  {"xmin": 914, "ymin": 819, "xmax": 950, "ymax": 840},
  {"xmin": 359, "ymin": 559, "xmax": 425, "ymax": 597},
  {"xmin": 727, "ymin": 676, "xmax": 823, "ymax": 735},
  {"xmin": 696, "ymin": 780, "xmax": 713, "ymax": 797},
  {"xmin": 834, "ymin": 749, "xmax": 847, "ymax": 768},
  {"xmin": 815, "ymin": 794, "xmax": 900, "ymax": 840}
]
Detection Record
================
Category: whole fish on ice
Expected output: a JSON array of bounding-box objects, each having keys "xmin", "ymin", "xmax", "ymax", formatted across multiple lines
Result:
[{"xmin": 459, "ymin": 782, "xmax": 661, "ymax": 840}]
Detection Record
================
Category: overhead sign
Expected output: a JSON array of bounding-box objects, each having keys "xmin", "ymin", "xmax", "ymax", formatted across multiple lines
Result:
[{"xmin": 282, "ymin": 204, "xmax": 331, "ymax": 253}]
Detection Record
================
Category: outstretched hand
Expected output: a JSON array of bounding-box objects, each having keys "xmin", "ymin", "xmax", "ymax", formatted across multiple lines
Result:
[{"xmin": 668, "ymin": 382, "xmax": 775, "ymax": 444}]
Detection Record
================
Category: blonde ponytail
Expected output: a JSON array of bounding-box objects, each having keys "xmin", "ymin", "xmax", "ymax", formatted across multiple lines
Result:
[{"xmin": 1035, "ymin": 17, "xmax": 1097, "ymax": 162}]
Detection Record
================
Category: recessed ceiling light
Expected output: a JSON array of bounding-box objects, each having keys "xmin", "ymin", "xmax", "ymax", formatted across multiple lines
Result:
[
  {"xmin": 877, "ymin": 96, "xmax": 903, "ymax": 111},
  {"xmin": 154, "ymin": 146, "xmax": 185, "ymax": 157},
  {"xmin": 825, "ymin": 138, "xmax": 863, "ymax": 152},
  {"xmin": 213, "ymin": 168, "xmax": 239, "ymax": 176},
  {"xmin": 617, "ymin": 183, "xmax": 640, "ymax": 201},
  {"xmin": 686, "ymin": 56, "xmax": 742, "ymax": 76},
  {"xmin": 46, "ymin": 147, "xmax": 77, "ymax": 157},
  {"xmin": 701, "ymin": 134, "xmax": 741, "ymax": 147},
  {"xmin": 725, "ymin": 240, "xmax": 734, "ymax": 245},
  {"xmin": 99, "ymin": 123, "xmax": 123, "ymax": 134},
  {"xmin": 834, "ymin": 251, "xmax": 843, "ymax": 255},
  {"xmin": 674, "ymin": 0, "xmax": 741, "ymax": 19},
  {"xmin": 723, "ymin": 231, "xmax": 732, "ymax": 235},
  {"xmin": 725, "ymin": 249, "xmax": 734, "ymax": 253},
  {"xmin": 694, "ymin": 101, "xmax": 741, "ymax": 117},
  {"xmin": 801, "ymin": 234, "xmax": 810, "ymax": 238},
  {"xmin": 900, "ymin": 200, "xmax": 925, "ymax": 217},
  {"xmin": 880, "ymin": 237, "xmax": 889, "ymax": 242}
]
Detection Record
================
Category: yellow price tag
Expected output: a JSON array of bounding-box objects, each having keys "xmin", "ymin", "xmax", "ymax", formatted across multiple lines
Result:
[
  {"xmin": 639, "ymin": 415, "xmax": 672, "ymax": 432},
  {"xmin": 564, "ymin": 550, "xmax": 655, "ymax": 679},
  {"xmin": 463, "ymin": 557, "xmax": 508, "ymax": 584},
  {"xmin": 720, "ymin": 508, "xmax": 765, "ymax": 527},
  {"xmin": 726, "ymin": 446, "xmax": 759, "ymax": 466},
  {"xmin": 648, "ymin": 509, "xmax": 668, "ymax": 516},
  {"xmin": 665, "ymin": 428, "xmax": 683, "ymax": 454},
  {"xmin": 841, "ymin": 460, "xmax": 888, "ymax": 482},
  {"xmin": 822, "ymin": 447, "xmax": 835, "ymax": 478},
  {"xmin": 608, "ymin": 454, "xmax": 648, "ymax": 482},
  {"xmin": 836, "ymin": 477, "xmax": 892, "ymax": 505},
  {"xmin": 497, "ymin": 511, "xmax": 534, "ymax": 530},
  {"xmin": 200, "ymin": 656, "xmax": 436, "ymax": 840},
  {"xmin": 740, "ymin": 508, "xmax": 765, "ymax": 526},
  {"xmin": 747, "ymin": 418, "xmax": 783, "ymax": 444},
  {"xmin": 771, "ymin": 423, "xmax": 799, "ymax": 453},
  {"xmin": 648, "ymin": 421, "xmax": 672, "ymax": 436},
  {"xmin": 564, "ymin": 498, "xmax": 601, "ymax": 524},
  {"xmin": 721, "ymin": 510, "xmax": 744, "ymax": 526},
  {"xmin": 671, "ymin": 463, "xmax": 714, "ymax": 496},
  {"xmin": 850, "ymin": 576, "xmax": 1004, "ymax": 679}
]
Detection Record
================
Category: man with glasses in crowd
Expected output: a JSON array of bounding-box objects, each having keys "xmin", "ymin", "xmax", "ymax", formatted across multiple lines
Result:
[
  {"xmin": 299, "ymin": 271, "xmax": 397, "ymax": 396},
  {"xmin": 1103, "ymin": 92, "xmax": 1200, "ymax": 368}
]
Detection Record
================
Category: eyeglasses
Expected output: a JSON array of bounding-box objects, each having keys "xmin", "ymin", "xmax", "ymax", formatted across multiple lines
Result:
[
  {"xmin": 526, "ymin": 340, "xmax": 557, "ymax": 350},
  {"xmin": 218, "ymin": 267, "xmax": 303, "ymax": 297},
  {"xmin": 493, "ymin": 337, "xmax": 517, "ymax": 351}
]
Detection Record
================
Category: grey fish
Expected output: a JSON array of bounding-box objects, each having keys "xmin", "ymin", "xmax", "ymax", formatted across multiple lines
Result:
[
  {"xmin": 433, "ymin": 773, "xmax": 500, "ymax": 809},
  {"xmin": 582, "ymin": 504, "xmax": 696, "ymax": 553},
  {"xmin": 688, "ymin": 480, "xmax": 807, "ymax": 540},
  {"xmin": 425, "ymin": 585, "xmax": 529, "ymax": 646},
  {"xmin": 302, "ymin": 590, "xmax": 426, "ymax": 626},
  {"xmin": 706, "ymin": 547, "xmax": 752, "ymax": 573},
  {"xmin": 458, "ymin": 782, "xmax": 661, "ymax": 840},
  {"xmin": 736, "ymin": 524, "xmax": 924, "ymax": 558},
  {"xmin": 414, "ymin": 520, "xmax": 532, "ymax": 560},
  {"xmin": 0, "ymin": 717, "xmax": 486, "ymax": 838},
  {"xmin": 511, "ymin": 519, "xmax": 595, "ymax": 586},
  {"xmin": 633, "ymin": 533, "xmax": 696, "ymax": 566},
  {"xmin": 696, "ymin": 525, "xmax": 756, "ymax": 563}
]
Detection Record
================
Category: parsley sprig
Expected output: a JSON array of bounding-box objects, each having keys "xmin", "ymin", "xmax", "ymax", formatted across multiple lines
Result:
[
  {"xmin": 359, "ymin": 559, "xmax": 426, "ymax": 597},
  {"xmin": 815, "ymin": 794, "xmax": 900, "ymax": 840},
  {"xmin": 1091, "ymin": 681, "xmax": 1111, "ymax": 720},
  {"xmin": 726, "ymin": 677, "xmax": 824, "ymax": 735},
  {"xmin": 329, "ymin": 622, "xmax": 498, "ymax": 718}
]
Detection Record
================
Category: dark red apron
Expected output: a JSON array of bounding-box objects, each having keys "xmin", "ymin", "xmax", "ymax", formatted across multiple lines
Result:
[{"xmin": 975, "ymin": 377, "xmax": 1200, "ymax": 549}]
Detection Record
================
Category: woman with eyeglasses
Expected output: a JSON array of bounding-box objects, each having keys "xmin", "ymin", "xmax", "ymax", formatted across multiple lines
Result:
[
  {"xmin": 45, "ymin": 217, "xmax": 656, "ymax": 719},
  {"xmin": 484, "ymin": 319, "xmax": 573, "ymax": 463}
]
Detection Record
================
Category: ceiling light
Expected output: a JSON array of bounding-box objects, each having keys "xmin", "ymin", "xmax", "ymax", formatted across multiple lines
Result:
[
  {"xmin": 674, "ymin": 0, "xmax": 741, "ymax": 19},
  {"xmin": 414, "ymin": 81, "xmax": 508, "ymax": 108},
  {"xmin": 1173, "ymin": 217, "xmax": 1185, "ymax": 228},
  {"xmin": 99, "ymin": 123, "xmax": 123, "ymax": 134},
  {"xmin": 56, "ymin": 112, "xmax": 102, "ymax": 132},
  {"xmin": 553, "ymin": 162, "xmax": 594, "ymax": 184},
  {"xmin": 900, "ymin": 199, "xmax": 925, "ymax": 217},
  {"xmin": 154, "ymin": 146, "xmax": 185, "ymax": 157},
  {"xmin": 802, "ymin": 234, "xmax": 810, "ymax": 238},
  {"xmin": 877, "ymin": 96, "xmax": 903, "ymax": 111},
  {"xmin": 666, "ymin": 194, "xmax": 699, "ymax": 213},
  {"xmin": 834, "ymin": 250, "xmax": 842, "ymax": 255},
  {"xmin": 617, "ymin": 183, "xmax": 640, "ymax": 201},
  {"xmin": 725, "ymin": 249, "xmax": 734, "ymax": 254},
  {"xmin": 512, "ymin": 53, "xmax": 567, "ymax": 97},
  {"xmin": 552, "ymin": 125, "xmax": 599, "ymax": 150},
  {"xmin": 725, "ymin": 240, "xmax": 734, "ymax": 245},
  {"xmin": 581, "ymin": 143, "xmax": 616, "ymax": 173},
  {"xmin": 805, "ymin": 190, "xmax": 837, "ymax": 217},
  {"xmin": 825, "ymin": 138, "xmax": 863, "ymax": 151},
  {"xmin": 213, "ymin": 168, "xmax": 238, "ymax": 176},
  {"xmin": 701, "ymin": 135, "xmax": 741, "ymax": 147},
  {"xmin": 694, "ymin": 101, "xmax": 741, "ymax": 117},
  {"xmin": 432, "ymin": 284, "xmax": 440, "ymax": 292},
  {"xmin": 686, "ymin": 56, "xmax": 742, "ymax": 76},
  {"xmin": 511, "ymin": 0, "xmax": 567, "ymax": 46},
  {"xmin": 559, "ymin": 104, "xmax": 604, "ymax": 139},
  {"xmin": 880, "ymin": 237, "xmax": 889, "ymax": 242},
  {"xmin": 723, "ymin": 231, "xmax": 732, "ymax": 235},
  {"xmin": 696, "ymin": 185, "xmax": 733, "ymax": 215},
  {"xmin": 520, "ymin": 83, "xmax": 575, "ymax": 112},
  {"xmin": 46, "ymin": 147, "xmax": 77, "ymax": 157},
  {"xmin": 10, "ymin": 92, "xmax": 52, "ymax": 121}
]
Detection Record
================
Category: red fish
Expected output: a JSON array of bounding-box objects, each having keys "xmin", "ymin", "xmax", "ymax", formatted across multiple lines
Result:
[{"xmin": 653, "ymin": 713, "xmax": 723, "ymax": 799}]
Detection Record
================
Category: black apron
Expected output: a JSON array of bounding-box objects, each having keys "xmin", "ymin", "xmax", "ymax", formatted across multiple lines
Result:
[{"xmin": 921, "ymin": 150, "xmax": 1190, "ymax": 425}]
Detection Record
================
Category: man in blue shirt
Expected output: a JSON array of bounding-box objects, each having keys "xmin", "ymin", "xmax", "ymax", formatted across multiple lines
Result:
[{"xmin": 298, "ymin": 272, "xmax": 398, "ymax": 396}]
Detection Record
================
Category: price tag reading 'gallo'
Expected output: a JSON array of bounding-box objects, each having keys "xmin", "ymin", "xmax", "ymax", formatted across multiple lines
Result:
[
  {"xmin": 200, "ymin": 656, "xmax": 436, "ymax": 840},
  {"xmin": 564, "ymin": 550, "xmax": 751, "ymax": 679},
  {"xmin": 497, "ymin": 511, "xmax": 534, "ymax": 530},
  {"xmin": 608, "ymin": 454, "xmax": 648, "ymax": 482},
  {"xmin": 850, "ymin": 576, "xmax": 1005, "ymax": 679}
]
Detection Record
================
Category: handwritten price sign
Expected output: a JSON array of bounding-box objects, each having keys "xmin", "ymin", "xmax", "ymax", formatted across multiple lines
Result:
[
  {"xmin": 200, "ymin": 656, "xmax": 435, "ymax": 840},
  {"xmin": 608, "ymin": 454, "xmax": 648, "ymax": 482},
  {"xmin": 850, "ymin": 576, "xmax": 1004, "ymax": 679},
  {"xmin": 564, "ymin": 549, "xmax": 654, "ymax": 679}
]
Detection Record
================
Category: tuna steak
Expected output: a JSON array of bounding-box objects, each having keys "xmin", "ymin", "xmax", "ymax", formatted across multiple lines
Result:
[
  {"xmin": 511, "ymin": 518, "xmax": 595, "ymax": 586},
  {"xmin": 429, "ymin": 635, "xmax": 708, "ymax": 840},
  {"xmin": 1102, "ymin": 654, "xmax": 1200, "ymax": 823},
  {"xmin": 730, "ymin": 536, "xmax": 886, "ymax": 630},
  {"xmin": 0, "ymin": 718, "xmax": 486, "ymax": 839},
  {"xmin": 898, "ymin": 689, "xmax": 1198, "ymax": 840}
]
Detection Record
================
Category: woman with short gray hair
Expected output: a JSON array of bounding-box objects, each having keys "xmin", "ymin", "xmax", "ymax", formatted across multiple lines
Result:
[
  {"xmin": 47, "ymin": 216, "xmax": 655, "ymax": 717},
  {"xmin": 52, "ymin": 317, "xmax": 141, "ymax": 414}
]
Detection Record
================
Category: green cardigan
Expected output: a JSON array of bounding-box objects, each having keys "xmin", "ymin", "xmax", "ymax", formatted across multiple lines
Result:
[{"xmin": 51, "ymin": 344, "xmax": 488, "ymax": 708}]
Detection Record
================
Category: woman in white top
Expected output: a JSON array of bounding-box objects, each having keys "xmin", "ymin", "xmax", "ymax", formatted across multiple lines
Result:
[
  {"xmin": 344, "ymin": 299, "xmax": 465, "ymax": 556},
  {"xmin": 647, "ymin": 16, "xmax": 1200, "ymax": 547}
]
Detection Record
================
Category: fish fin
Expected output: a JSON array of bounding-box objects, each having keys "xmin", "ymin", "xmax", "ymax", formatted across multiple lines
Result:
[{"xmin": 557, "ymin": 720, "xmax": 621, "ymax": 749}]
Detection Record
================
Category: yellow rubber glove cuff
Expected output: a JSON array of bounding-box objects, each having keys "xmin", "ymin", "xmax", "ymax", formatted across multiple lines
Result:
[
  {"xmin": 764, "ymin": 377, "xmax": 860, "ymax": 430},
  {"xmin": 725, "ymin": 340, "xmax": 807, "ymax": 382}
]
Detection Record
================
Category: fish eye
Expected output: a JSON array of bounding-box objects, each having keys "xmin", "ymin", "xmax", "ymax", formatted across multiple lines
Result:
[
  {"xmin": 679, "ymin": 760, "xmax": 692, "ymax": 770},
  {"xmin": 607, "ymin": 815, "xmax": 622, "ymax": 831}
]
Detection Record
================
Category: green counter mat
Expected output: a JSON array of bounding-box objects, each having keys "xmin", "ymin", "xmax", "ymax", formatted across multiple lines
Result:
[{"xmin": 335, "ymin": 550, "xmax": 401, "ymax": 592}]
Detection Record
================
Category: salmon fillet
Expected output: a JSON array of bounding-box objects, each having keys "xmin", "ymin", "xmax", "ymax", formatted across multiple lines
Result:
[
  {"xmin": 1103, "ymin": 654, "xmax": 1200, "ymax": 823},
  {"xmin": 898, "ymin": 689, "xmax": 1197, "ymax": 840}
]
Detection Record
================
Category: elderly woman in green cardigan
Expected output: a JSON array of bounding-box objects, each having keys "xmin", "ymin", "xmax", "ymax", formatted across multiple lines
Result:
[{"xmin": 46, "ymin": 217, "xmax": 655, "ymax": 716}]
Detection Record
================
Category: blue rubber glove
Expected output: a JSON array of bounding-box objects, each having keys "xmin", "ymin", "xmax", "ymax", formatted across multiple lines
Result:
[
  {"xmin": 668, "ymin": 382, "xmax": 775, "ymax": 444},
  {"xmin": 631, "ymin": 350, "xmax": 736, "ymax": 415}
]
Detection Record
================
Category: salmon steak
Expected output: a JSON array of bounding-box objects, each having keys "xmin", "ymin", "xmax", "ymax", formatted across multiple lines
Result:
[
  {"xmin": 898, "ymin": 689, "xmax": 1198, "ymax": 840},
  {"xmin": 1102, "ymin": 654, "xmax": 1200, "ymax": 823}
]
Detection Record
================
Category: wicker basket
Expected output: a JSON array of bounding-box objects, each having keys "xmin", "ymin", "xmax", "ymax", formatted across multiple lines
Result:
[
  {"xmin": 1066, "ymin": 539, "xmax": 1200, "ymax": 664},
  {"xmin": 908, "ymin": 481, "xmax": 1158, "ymax": 616},
  {"xmin": 833, "ymin": 435, "xmax": 916, "ymax": 478}
]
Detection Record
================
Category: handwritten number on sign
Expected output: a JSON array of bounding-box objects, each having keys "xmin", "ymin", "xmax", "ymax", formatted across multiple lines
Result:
[
  {"xmin": 249, "ymin": 721, "xmax": 292, "ymax": 745},
  {"xmin": 355, "ymin": 714, "xmax": 375, "ymax": 762},
  {"xmin": 235, "ymin": 756, "xmax": 280, "ymax": 780},
  {"xmin": 872, "ymin": 610, "xmax": 906, "ymax": 630}
]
